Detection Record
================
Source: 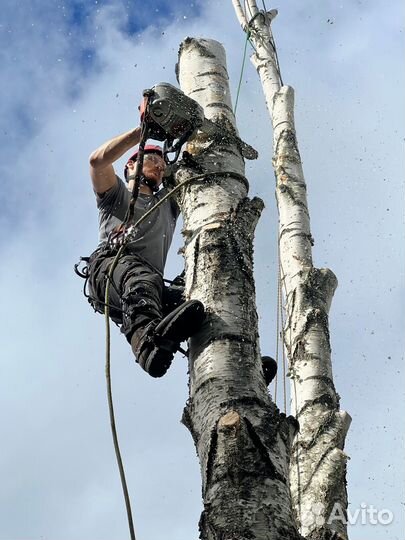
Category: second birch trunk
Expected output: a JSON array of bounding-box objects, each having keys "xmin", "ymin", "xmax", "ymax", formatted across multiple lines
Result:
[{"xmin": 231, "ymin": 3, "xmax": 352, "ymax": 539}]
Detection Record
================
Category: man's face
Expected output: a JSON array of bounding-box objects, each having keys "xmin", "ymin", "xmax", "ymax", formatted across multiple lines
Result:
[{"xmin": 127, "ymin": 153, "xmax": 166, "ymax": 187}]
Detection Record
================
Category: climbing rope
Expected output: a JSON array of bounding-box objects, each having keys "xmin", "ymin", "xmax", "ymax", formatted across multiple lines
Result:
[
  {"xmin": 274, "ymin": 241, "xmax": 280, "ymax": 404},
  {"xmin": 104, "ymin": 261, "xmax": 136, "ymax": 540},
  {"xmin": 104, "ymin": 170, "xmax": 248, "ymax": 540},
  {"xmin": 274, "ymin": 233, "xmax": 287, "ymax": 412},
  {"xmin": 276, "ymin": 242, "xmax": 302, "ymax": 421},
  {"xmin": 280, "ymin": 264, "xmax": 287, "ymax": 414},
  {"xmin": 278, "ymin": 250, "xmax": 302, "ymax": 519},
  {"xmin": 234, "ymin": 30, "xmax": 251, "ymax": 114}
]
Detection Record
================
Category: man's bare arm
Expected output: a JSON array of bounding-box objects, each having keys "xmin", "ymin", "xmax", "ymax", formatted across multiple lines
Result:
[{"xmin": 89, "ymin": 126, "xmax": 141, "ymax": 195}]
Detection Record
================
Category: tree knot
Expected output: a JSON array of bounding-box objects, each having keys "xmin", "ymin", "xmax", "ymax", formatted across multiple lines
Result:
[{"xmin": 218, "ymin": 410, "xmax": 241, "ymax": 432}]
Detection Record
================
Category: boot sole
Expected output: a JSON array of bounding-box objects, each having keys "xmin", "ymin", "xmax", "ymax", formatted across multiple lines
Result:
[
  {"xmin": 144, "ymin": 347, "xmax": 174, "ymax": 378},
  {"xmin": 145, "ymin": 300, "xmax": 205, "ymax": 378},
  {"xmin": 155, "ymin": 300, "xmax": 205, "ymax": 344}
]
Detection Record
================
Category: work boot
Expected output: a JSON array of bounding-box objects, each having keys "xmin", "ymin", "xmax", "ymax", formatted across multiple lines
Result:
[
  {"xmin": 131, "ymin": 299, "xmax": 205, "ymax": 378},
  {"xmin": 262, "ymin": 356, "xmax": 277, "ymax": 386}
]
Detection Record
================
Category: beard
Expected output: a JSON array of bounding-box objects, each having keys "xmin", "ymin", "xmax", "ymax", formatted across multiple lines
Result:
[{"xmin": 141, "ymin": 174, "xmax": 160, "ymax": 192}]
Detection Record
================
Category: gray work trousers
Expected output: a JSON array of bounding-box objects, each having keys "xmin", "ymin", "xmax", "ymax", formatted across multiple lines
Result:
[{"xmin": 88, "ymin": 250, "xmax": 184, "ymax": 342}]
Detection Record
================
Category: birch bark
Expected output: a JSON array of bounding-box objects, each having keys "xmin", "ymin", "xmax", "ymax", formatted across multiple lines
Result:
[
  {"xmin": 231, "ymin": 3, "xmax": 352, "ymax": 539},
  {"xmin": 175, "ymin": 37, "xmax": 302, "ymax": 540}
]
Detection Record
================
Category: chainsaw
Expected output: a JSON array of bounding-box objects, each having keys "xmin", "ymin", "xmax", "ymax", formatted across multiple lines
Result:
[
  {"xmin": 139, "ymin": 82, "xmax": 258, "ymax": 164},
  {"xmin": 107, "ymin": 83, "xmax": 258, "ymax": 249}
]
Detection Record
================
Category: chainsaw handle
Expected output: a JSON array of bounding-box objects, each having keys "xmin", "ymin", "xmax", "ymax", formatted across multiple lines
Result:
[{"xmin": 139, "ymin": 88, "xmax": 155, "ymax": 123}]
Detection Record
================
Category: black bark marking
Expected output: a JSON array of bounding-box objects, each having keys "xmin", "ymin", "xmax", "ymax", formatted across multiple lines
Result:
[
  {"xmin": 197, "ymin": 70, "xmax": 228, "ymax": 79},
  {"xmin": 176, "ymin": 167, "xmax": 249, "ymax": 191},
  {"xmin": 304, "ymin": 309, "xmax": 331, "ymax": 346},
  {"xmin": 179, "ymin": 37, "xmax": 216, "ymax": 59},
  {"xmin": 287, "ymin": 414, "xmax": 300, "ymax": 435},
  {"xmin": 196, "ymin": 227, "xmax": 255, "ymax": 287},
  {"xmin": 244, "ymin": 418, "xmax": 287, "ymax": 484},
  {"xmin": 189, "ymin": 332, "xmax": 256, "ymax": 364},
  {"xmin": 303, "ymin": 375, "xmax": 336, "ymax": 389},
  {"xmin": 182, "ymin": 401, "xmax": 198, "ymax": 443},
  {"xmin": 205, "ymin": 425, "xmax": 218, "ymax": 494},
  {"xmin": 206, "ymin": 102, "xmax": 234, "ymax": 114},
  {"xmin": 191, "ymin": 235, "xmax": 201, "ymax": 294},
  {"xmin": 278, "ymin": 181, "xmax": 310, "ymax": 211},
  {"xmin": 293, "ymin": 410, "xmax": 336, "ymax": 452},
  {"xmin": 205, "ymin": 333, "xmax": 254, "ymax": 346},
  {"xmin": 190, "ymin": 39, "xmax": 216, "ymax": 58},
  {"xmin": 304, "ymin": 267, "xmax": 338, "ymax": 303},
  {"xmin": 217, "ymin": 396, "xmax": 270, "ymax": 413},
  {"xmin": 191, "ymin": 370, "xmax": 257, "ymax": 414},
  {"xmin": 290, "ymin": 309, "xmax": 332, "ymax": 364},
  {"xmin": 210, "ymin": 146, "xmax": 242, "ymax": 159},
  {"xmin": 274, "ymin": 128, "xmax": 301, "ymax": 160},
  {"xmin": 296, "ymin": 393, "xmax": 337, "ymax": 417},
  {"xmin": 198, "ymin": 509, "xmax": 218, "ymax": 540},
  {"xmin": 189, "ymin": 87, "xmax": 206, "ymax": 94},
  {"xmin": 279, "ymin": 228, "xmax": 314, "ymax": 246}
]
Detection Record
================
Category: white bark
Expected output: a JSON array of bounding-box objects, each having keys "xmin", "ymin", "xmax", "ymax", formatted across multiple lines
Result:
[
  {"xmin": 232, "ymin": 2, "xmax": 281, "ymax": 116},
  {"xmin": 231, "ymin": 3, "xmax": 351, "ymax": 540},
  {"xmin": 176, "ymin": 37, "xmax": 302, "ymax": 540}
]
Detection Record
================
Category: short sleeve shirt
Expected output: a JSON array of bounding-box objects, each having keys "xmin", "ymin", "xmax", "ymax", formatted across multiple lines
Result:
[{"xmin": 96, "ymin": 176, "xmax": 180, "ymax": 274}]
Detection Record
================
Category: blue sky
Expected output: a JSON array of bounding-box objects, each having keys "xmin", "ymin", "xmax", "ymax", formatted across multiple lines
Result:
[{"xmin": 0, "ymin": 1, "xmax": 404, "ymax": 539}]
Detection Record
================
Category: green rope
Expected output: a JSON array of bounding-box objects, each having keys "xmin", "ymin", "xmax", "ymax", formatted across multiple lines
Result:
[
  {"xmin": 103, "ymin": 176, "xmax": 199, "ymax": 540},
  {"xmin": 233, "ymin": 30, "xmax": 251, "ymax": 115},
  {"xmin": 104, "ymin": 241, "xmax": 135, "ymax": 540}
]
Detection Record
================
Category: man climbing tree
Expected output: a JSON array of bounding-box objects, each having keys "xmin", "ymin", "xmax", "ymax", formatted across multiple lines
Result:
[
  {"xmin": 79, "ymin": 81, "xmax": 279, "ymax": 539},
  {"xmin": 83, "ymin": 95, "xmax": 277, "ymax": 384},
  {"xmin": 86, "ymin": 125, "xmax": 205, "ymax": 377}
]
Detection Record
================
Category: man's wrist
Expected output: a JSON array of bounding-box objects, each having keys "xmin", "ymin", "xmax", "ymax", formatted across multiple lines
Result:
[{"xmin": 125, "ymin": 127, "xmax": 141, "ymax": 149}]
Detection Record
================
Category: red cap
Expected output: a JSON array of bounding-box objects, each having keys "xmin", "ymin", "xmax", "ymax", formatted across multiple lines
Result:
[{"xmin": 124, "ymin": 144, "xmax": 163, "ymax": 179}]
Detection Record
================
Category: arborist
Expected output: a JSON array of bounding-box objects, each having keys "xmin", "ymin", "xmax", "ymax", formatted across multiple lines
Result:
[
  {"xmin": 86, "ymin": 126, "xmax": 205, "ymax": 378},
  {"xmin": 82, "ymin": 83, "xmax": 277, "ymax": 385}
]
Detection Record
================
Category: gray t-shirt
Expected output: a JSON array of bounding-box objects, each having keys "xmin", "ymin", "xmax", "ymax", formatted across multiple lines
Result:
[{"xmin": 96, "ymin": 176, "xmax": 180, "ymax": 274}]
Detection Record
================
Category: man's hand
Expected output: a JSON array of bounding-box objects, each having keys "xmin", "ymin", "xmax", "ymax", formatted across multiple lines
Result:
[
  {"xmin": 125, "ymin": 159, "xmax": 136, "ymax": 179},
  {"xmin": 89, "ymin": 127, "xmax": 141, "ymax": 195}
]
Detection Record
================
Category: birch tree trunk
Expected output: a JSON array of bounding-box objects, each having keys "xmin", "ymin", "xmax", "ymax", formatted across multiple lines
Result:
[
  {"xmin": 175, "ymin": 37, "xmax": 302, "ymax": 540},
  {"xmin": 231, "ymin": 3, "xmax": 352, "ymax": 539}
]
